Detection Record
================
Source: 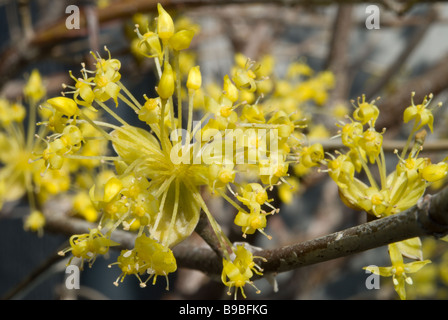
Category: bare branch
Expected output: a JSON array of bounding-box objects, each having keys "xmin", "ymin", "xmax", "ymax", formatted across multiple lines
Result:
[{"xmin": 325, "ymin": 4, "xmax": 353, "ymax": 105}]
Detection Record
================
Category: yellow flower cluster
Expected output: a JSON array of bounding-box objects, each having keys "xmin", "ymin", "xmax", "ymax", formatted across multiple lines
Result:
[
  {"xmin": 325, "ymin": 93, "xmax": 446, "ymax": 299},
  {"xmin": 365, "ymin": 242, "xmax": 431, "ymax": 300},
  {"xmin": 59, "ymin": 228, "xmax": 119, "ymax": 269},
  {"xmin": 327, "ymin": 94, "xmax": 446, "ymax": 218},
  {"xmin": 190, "ymin": 54, "xmax": 334, "ymax": 205},
  {"xmin": 11, "ymin": 3, "xmax": 442, "ymax": 300},
  {"xmin": 0, "ymin": 97, "xmax": 30, "ymax": 210},
  {"xmin": 0, "ymin": 70, "xmax": 66, "ymax": 235},
  {"xmin": 221, "ymin": 244, "xmax": 266, "ymax": 299},
  {"xmin": 0, "ymin": 65, "xmax": 112, "ymax": 237},
  {"xmin": 390, "ymin": 238, "xmax": 448, "ymax": 299},
  {"xmin": 34, "ymin": 3, "xmax": 338, "ymax": 297},
  {"xmin": 110, "ymin": 234, "xmax": 177, "ymax": 289}
]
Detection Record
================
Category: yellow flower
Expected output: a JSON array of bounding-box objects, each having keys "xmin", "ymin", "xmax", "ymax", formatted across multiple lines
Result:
[
  {"xmin": 233, "ymin": 183, "xmax": 276, "ymax": 238},
  {"xmin": 46, "ymin": 97, "xmax": 79, "ymax": 117},
  {"xmin": 111, "ymin": 249, "xmax": 147, "ymax": 287},
  {"xmin": 299, "ymin": 143, "xmax": 324, "ymax": 168},
  {"xmin": 24, "ymin": 210, "xmax": 46, "ymax": 236},
  {"xmin": 93, "ymin": 73, "xmax": 121, "ymax": 107},
  {"xmin": 339, "ymin": 121, "xmax": 363, "ymax": 148},
  {"xmin": 233, "ymin": 68, "xmax": 257, "ymax": 93},
  {"xmin": 68, "ymin": 70, "xmax": 95, "ymax": 107},
  {"xmin": 420, "ymin": 162, "xmax": 448, "ymax": 182},
  {"xmin": 352, "ymin": 94, "xmax": 379, "ymax": 126},
  {"xmin": 73, "ymin": 191, "xmax": 99, "ymax": 222},
  {"xmin": 286, "ymin": 61, "xmax": 314, "ymax": 78},
  {"xmin": 364, "ymin": 243, "xmax": 431, "ymax": 300},
  {"xmin": 403, "ymin": 92, "xmax": 437, "ymax": 133},
  {"xmin": 332, "ymin": 103, "xmax": 350, "ymax": 119},
  {"xmin": 33, "ymin": 163, "xmax": 70, "ymax": 202},
  {"xmin": 133, "ymin": 234, "xmax": 177, "ymax": 289},
  {"xmin": 327, "ymin": 154, "xmax": 355, "ymax": 189},
  {"xmin": 278, "ymin": 177, "xmax": 300, "ymax": 205},
  {"xmin": 157, "ymin": 3, "xmax": 175, "ymax": 40},
  {"xmin": 221, "ymin": 244, "xmax": 263, "ymax": 299},
  {"xmin": 23, "ymin": 69, "xmax": 46, "ymax": 104},
  {"xmin": 358, "ymin": 128, "xmax": 383, "ymax": 164},
  {"xmin": 135, "ymin": 30, "xmax": 163, "ymax": 59},
  {"xmin": 59, "ymin": 228, "xmax": 119, "ymax": 269},
  {"xmin": 93, "ymin": 50, "xmax": 122, "ymax": 82},
  {"xmin": 0, "ymin": 99, "xmax": 26, "ymax": 126},
  {"xmin": 186, "ymin": 66, "xmax": 202, "ymax": 91},
  {"xmin": 234, "ymin": 209, "xmax": 272, "ymax": 239},
  {"xmin": 157, "ymin": 62, "xmax": 175, "ymax": 99},
  {"xmin": 169, "ymin": 29, "xmax": 195, "ymax": 51},
  {"xmin": 138, "ymin": 96, "xmax": 161, "ymax": 125}
]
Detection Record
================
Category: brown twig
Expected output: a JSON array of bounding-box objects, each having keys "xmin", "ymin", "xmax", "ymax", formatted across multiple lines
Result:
[
  {"xmin": 85, "ymin": 1, "xmax": 100, "ymax": 58},
  {"xmin": 325, "ymin": 4, "xmax": 353, "ymax": 106}
]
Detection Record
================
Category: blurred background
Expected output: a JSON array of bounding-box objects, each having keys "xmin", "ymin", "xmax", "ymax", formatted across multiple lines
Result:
[{"xmin": 1, "ymin": 0, "xmax": 448, "ymax": 300}]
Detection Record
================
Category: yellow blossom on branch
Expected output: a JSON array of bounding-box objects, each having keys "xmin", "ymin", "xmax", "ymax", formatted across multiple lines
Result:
[{"xmin": 364, "ymin": 243, "xmax": 431, "ymax": 300}]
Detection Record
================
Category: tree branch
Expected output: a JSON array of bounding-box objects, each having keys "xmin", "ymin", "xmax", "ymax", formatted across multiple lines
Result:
[
  {"xmin": 257, "ymin": 189, "xmax": 448, "ymax": 275},
  {"xmin": 325, "ymin": 4, "xmax": 353, "ymax": 105},
  {"xmin": 42, "ymin": 184, "xmax": 448, "ymax": 280}
]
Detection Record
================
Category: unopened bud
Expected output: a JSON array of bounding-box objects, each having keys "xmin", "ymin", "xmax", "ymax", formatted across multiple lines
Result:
[
  {"xmin": 157, "ymin": 3, "xmax": 174, "ymax": 40},
  {"xmin": 46, "ymin": 97, "xmax": 79, "ymax": 117},
  {"xmin": 157, "ymin": 62, "xmax": 175, "ymax": 99},
  {"xmin": 187, "ymin": 66, "xmax": 202, "ymax": 91},
  {"xmin": 169, "ymin": 29, "xmax": 195, "ymax": 51}
]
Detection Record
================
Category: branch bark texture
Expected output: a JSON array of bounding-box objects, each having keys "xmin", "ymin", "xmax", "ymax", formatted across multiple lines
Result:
[{"xmin": 258, "ymin": 190, "xmax": 448, "ymax": 274}]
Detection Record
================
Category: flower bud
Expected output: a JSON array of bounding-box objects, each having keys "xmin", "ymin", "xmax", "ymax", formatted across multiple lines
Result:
[
  {"xmin": 157, "ymin": 62, "xmax": 175, "ymax": 99},
  {"xmin": 169, "ymin": 29, "xmax": 195, "ymax": 51},
  {"xmin": 24, "ymin": 69, "xmax": 46, "ymax": 103},
  {"xmin": 223, "ymin": 75, "xmax": 238, "ymax": 103},
  {"xmin": 157, "ymin": 3, "xmax": 174, "ymax": 40},
  {"xmin": 24, "ymin": 210, "xmax": 46, "ymax": 234},
  {"xmin": 421, "ymin": 162, "xmax": 448, "ymax": 182},
  {"xmin": 104, "ymin": 177, "xmax": 123, "ymax": 203},
  {"xmin": 46, "ymin": 97, "xmax": 79, "ymax": 117},
  {"xmin": 187, "ymin": 66, "xmax": 202, "ymax": 91},
  {"xmin": 233, "ymin": 69, "xmax": 256, "ymax": 92}
]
